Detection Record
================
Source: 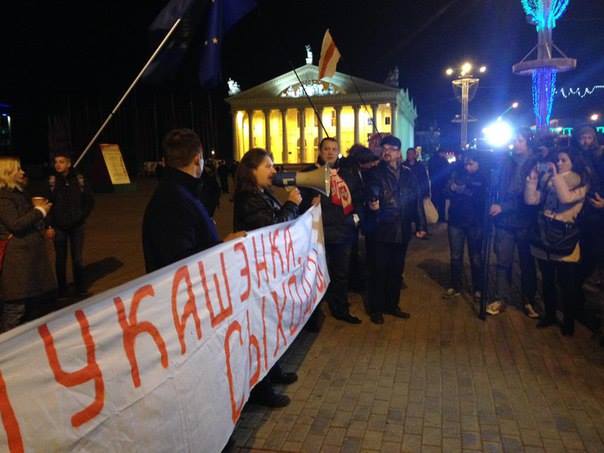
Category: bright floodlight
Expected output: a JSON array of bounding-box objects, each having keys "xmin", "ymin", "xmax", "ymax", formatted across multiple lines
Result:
[
  {"xmin": 484, "ymin": 120, "xmax": 514, "ymax": 147},
  {"xmin": 479, "ymin": 65, "xmax": 487, "ymax": 73},
  {"xmin": 446, "ymin": 68, "xmax": 454, "ymax": 76},
  {"xmin": 590, "ymin": 113, "xmax": 600, "ymax": 122},
  {"xmin": 512, "ymin": 102, "xmax": 519, "ymax": 109}
]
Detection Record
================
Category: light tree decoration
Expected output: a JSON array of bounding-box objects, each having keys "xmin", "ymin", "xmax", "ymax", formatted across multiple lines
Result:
[{"xmin": 513, "ymin": 0, "xmax": 576, "ymax": 130}]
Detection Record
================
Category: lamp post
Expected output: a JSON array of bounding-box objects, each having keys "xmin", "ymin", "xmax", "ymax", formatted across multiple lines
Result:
[
  {"xmin": 498, "ymin": 101, "xmax": 520, "ymax": 120},
  {"xmin": 446, "ymin": 62, "xmax": 487, "ymax": 149}
]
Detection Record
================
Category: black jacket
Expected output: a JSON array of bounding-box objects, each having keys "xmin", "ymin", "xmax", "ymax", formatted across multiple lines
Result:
[
  {"xmin": 300, "ymin": 159, "xmax": 363, "ymax": 245},
  {"xmin": 445, "ymin": 169, "xmax": 487, "ymax": 228},
  {"xmin": 233, "ymin": 189, "xmax": 298, "ymax": 231},
  {"xmin": 143, "ymin": 167, "xmax": 221, "ymax": 273},
  {"xmin": 47, "ymin": 171, "xmax": 94, "ymax": 230},
  {"xmin": 493, "ymin": 153, "xmax": 538, "ymax": 230},
  {"xmin": 364, "ymin": 161, "xmax": 427, "ymax": 243},
  {"xmin": 403, "ymin": 160, "xmax": 430, "ymax": 199}
]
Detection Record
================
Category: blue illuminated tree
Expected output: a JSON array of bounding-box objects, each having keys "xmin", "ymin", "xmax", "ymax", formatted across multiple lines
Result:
[{"xmin": 513, "ymin": 0, "xmax": 575, "ymax": 130}]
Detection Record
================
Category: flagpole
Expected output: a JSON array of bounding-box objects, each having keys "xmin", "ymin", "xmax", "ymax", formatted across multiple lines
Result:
[
  {"xmin": 348, "ymin": 71, "xmax": 382, "ymax": 137},
  {"xmin": 74, "ymin": 18, "xmax": 182, "ymax": 168}
]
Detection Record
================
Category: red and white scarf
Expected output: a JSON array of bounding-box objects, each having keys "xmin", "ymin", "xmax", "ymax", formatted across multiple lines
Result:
[{"xmin": 329, "ymin": 169, "xmax": 353, "ymax": 215}]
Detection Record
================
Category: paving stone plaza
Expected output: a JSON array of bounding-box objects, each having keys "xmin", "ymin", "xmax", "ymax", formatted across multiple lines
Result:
[{"xmin": 80, "ymin": 179, "xmax": 604, "ymax": 453}]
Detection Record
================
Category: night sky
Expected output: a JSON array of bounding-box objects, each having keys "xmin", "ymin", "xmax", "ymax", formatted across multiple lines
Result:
[{"xmin": 2, "ymin": 0, "xmax": 603, "ymax": 155}]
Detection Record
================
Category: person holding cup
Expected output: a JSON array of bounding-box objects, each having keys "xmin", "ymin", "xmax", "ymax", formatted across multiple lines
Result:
[{"xmin": 0, "ymin": 156, "xmax": 56, "ymax": 332}]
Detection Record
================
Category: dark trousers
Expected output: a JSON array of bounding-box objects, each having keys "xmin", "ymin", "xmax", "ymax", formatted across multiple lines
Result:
[
  {"xmin": 2, "ymin": 292, "xmax": 56, "ymax": 333},
  {"xmin": 538, "ymin": 259, "xmax": 578, "ymax": 331},
  {"xmin": 432, "ymin": 190, "xmax": 447, "ymax": 222},
  {"xmin": 348, "ymin": 229, "xmax": 368, "ymax": 292},
  {"xmin": 448, "ymin": 224, "xmax": 483, "ymax": 292},
  {"xmin": 494, "ymin": 227, "xmax": 537, "ymax": 304},
  {"xmin": 54, "ymin": 225, "xmax": 86, "ymax": 292},
  {"xmin": 324, "ymin": 243, "xmax": 352, "ymax": 317},
  {"xmin": 577, "ymin": 224, "xmax": 604, "ymax": 310},
  {"xmin": 368, "ymin": 240, "xmax": 409, "ymax": 314}
]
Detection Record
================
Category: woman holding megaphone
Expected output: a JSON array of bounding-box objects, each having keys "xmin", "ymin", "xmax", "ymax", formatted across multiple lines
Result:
[{"xmin": 233, "ymin": 147, "xmax": 302, "ymax": 409}]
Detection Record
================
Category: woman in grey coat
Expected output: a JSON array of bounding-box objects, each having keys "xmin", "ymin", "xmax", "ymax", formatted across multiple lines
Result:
[{"xmin": 0, "ymin": 157, "xmax": 56, "ymax": 332}]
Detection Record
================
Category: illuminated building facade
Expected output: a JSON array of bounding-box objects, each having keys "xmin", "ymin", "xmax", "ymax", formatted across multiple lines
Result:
[{"xmin": 226, "ymin": 64, "xmax": 417, "ymax": 163}]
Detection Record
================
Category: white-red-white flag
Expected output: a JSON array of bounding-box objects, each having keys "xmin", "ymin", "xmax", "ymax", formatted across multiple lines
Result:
[{"xmin": 318, "ymin": 29, "xmax": 341, "ymax": 79}]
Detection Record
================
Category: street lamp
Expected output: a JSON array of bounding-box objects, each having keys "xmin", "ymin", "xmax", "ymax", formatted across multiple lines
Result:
[
  {"xmin": 590, "ymin": 113, "xmax": 600, "ymax": 122},
  {"xmin": 446, "ymin": 61, "xmax": 487, "ymax": 148},
  {"xmin": 498, "ymin": 101, "xmax": 520, "ymax": 120}
]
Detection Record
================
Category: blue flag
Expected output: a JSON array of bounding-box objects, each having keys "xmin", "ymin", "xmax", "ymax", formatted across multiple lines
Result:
[
  {"xmin": 144, "ymin": 0, "xmax": 254, "ymax": 87},
  {"xmin": 198, "ymin": 0, "xmax": 256, "ymax": 87}
]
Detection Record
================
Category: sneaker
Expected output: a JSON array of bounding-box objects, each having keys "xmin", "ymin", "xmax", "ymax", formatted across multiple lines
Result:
[
  {"xmin": 524, "ymin": 303, "xmax": 539, "ymax": 319},
  {"xmin": 444, "ymin": 288, "xmax": 461, "ymax": 298},
  {"xmin": 486, "ymin": 301, "xmax": 505, "ymax": 316}
]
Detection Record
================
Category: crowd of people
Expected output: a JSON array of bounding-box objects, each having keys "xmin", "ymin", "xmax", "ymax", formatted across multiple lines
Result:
[{"xmin": 1, "ymin": 124, "xmax": 603, "ymax": 364}]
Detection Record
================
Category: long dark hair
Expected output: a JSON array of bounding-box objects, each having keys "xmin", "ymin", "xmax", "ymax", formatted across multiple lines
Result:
[
  {"xmin": 235, "ymin": 148, "xmax": 272, "ymax": 194},
  {"xmin": 559, "ymin": 147, "xmax": 590, "ymax": 188}
]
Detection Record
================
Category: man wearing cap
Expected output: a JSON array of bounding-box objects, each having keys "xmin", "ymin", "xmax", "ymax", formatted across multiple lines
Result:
[{"xmin": 364, "ymin": 136, "xmax": 427, "ymax": 324}]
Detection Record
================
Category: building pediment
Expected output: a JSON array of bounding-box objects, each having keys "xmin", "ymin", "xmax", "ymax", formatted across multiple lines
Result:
[{"xmin": 226, "ymin": 64, "xmax": 401, "ymax": 103}]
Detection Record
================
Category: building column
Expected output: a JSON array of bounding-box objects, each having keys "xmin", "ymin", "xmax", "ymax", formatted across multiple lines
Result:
[
  {"xmin": 353, "ymin": 105, "xmax": 360, "ymax": 144},
  {"xmin": 390, "ymin": 103, "xmax": 398, "ymax": 137},
  {"xmin": 298, "ymin": 107, "xmax": 305, "ymax": 162},
  {"xmin": 246, "ymin": 110, "xmax": 254, "ymax": 150},
  {"xmin": 263, "ymin": 109, "xmax": 271, "ymax": 152},
  {"xmin": 317, "ymin": 107, "xmax": 324, "ymax": 142},
  {"xmin": 232, "ymin": 112, "xmax": 239, "ymax": 160},
  {"xmin": 280, "ymin": 109, "xmax": 288, "ymax": 163},
  {"xmin": 371, "ymin": 104, "xmax": 378, "ymax": 134},
  {"xmin": 335, "ymin": 105, "xmax": 342, "ymax": 147}
]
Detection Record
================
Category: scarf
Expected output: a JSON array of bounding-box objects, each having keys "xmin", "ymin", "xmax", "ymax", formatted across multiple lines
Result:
[{"xmin": 329, "ymin": 169, "xmax": 353, "ymax": 215}]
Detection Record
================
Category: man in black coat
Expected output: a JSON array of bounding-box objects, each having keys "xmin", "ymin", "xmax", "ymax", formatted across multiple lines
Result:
[
  {"xmin": 46, "ymin": 151, "xmax": 95, "ymax": 297},
  {"xmin": 143, "ymin": 129, "xmax": 244, "ymax": 273},
  {"xmin": 300, "ymin": 137, "xmax": 363, "ymax": 324},
  {"xmin": 365, "ymin": 136, "xmax": 427, "ymax": 324}
]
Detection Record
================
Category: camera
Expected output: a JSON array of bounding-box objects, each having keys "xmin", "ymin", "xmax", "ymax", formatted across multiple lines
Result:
[{"xmin": 536, "ymin": 162, "xmax": 550, "ymax": 174}]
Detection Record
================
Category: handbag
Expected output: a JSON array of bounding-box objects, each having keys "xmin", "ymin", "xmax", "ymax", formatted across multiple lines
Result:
[
  {"xmin": 530, "ymin": 174, "xmax": 581, "ymax": 256},
  {"xmin": 0, "ymin": 235, "xmax": 12, "ymax": 272},
  {"xmin": 423, "ymin": 197, "xmax": 439, "ymax": 224},
  {"xmin": 532, "ymin": 215, "xmax": 579, "ymax": 256}
]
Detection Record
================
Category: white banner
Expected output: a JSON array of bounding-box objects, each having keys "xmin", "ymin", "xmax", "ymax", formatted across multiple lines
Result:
[{"xmin": 0, "ymin": 206, "xmax": 329, "ymax": 453}]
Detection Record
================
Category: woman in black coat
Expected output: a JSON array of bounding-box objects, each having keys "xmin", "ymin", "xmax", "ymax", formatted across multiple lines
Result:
[
  {"xmin": 233, "ymin": 148, "xmax": 301, "ymax": 408},
  {"xmin": 0, "ymin": 157, "xmax": 56, "ymax": 332},
  {"xmin": 233, "ymin": 149, "xmax": 300, "ymax": 230}
]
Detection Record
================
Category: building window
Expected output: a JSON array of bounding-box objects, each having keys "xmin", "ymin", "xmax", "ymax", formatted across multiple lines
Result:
[{"xmin": 385, "ymin": 116, "xmax": 391, "ymax": 126}]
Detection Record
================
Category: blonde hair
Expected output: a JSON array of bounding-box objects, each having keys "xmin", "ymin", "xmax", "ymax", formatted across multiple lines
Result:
[{"xmin": 0, "ymin": 157, "xmax": 22, "ymax": 190}]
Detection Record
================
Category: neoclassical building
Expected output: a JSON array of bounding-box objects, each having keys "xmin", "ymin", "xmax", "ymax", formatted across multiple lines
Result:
[{"xmin": 226, "ymin": 64, "xmax": 417, "ymax": 164}]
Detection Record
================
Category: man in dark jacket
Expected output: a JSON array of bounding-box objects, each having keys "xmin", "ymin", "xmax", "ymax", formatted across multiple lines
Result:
[
  {"xmin": 428, "ymin": 148, "xmax": 450, "ymax": 221},
  {"xmin": 365, "ymin": 136, "xmax": 427, "ymax": 324},
  {"xmin": 143, "ymin": 129, "xmax": 244, "ymax": 273},
  {"xmin": 300, "ymin": 137, "xmax": 363, "ymax": 324},
  {"xmin": 444, "ymin": 152, "xmax": 486, "ymax": 298},
  {"xmin": 403, "ymin": 147, "xmax": 430, "ymax": 199},
  {"xmin": 486, "ymin": 129, "xmax": 538, "ymax": 317},
  {"xmin": 404, "ymin": 147, "xmax": 431, "ymax": 233},
  {"xmin": 575, "ymin": 126, "xmax": 604, "ymax": 307},
  {"xmin": 47, "ymin": 151, "xmax": 95, "ymax": 297}
]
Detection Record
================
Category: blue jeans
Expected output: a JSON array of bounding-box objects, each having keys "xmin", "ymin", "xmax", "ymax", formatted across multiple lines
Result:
[
  {"xmin": 447, "ymin": 224, "xmax": 483, "ymax": 292},
  {"xmin": 493, "ymin": 227, "xmax": 537, "ymax": 304}
]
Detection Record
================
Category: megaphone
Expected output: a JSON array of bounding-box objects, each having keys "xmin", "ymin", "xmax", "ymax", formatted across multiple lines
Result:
[{"xmin": 272, "ymin": 165, "xmax": 331, "ymax": 196}]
